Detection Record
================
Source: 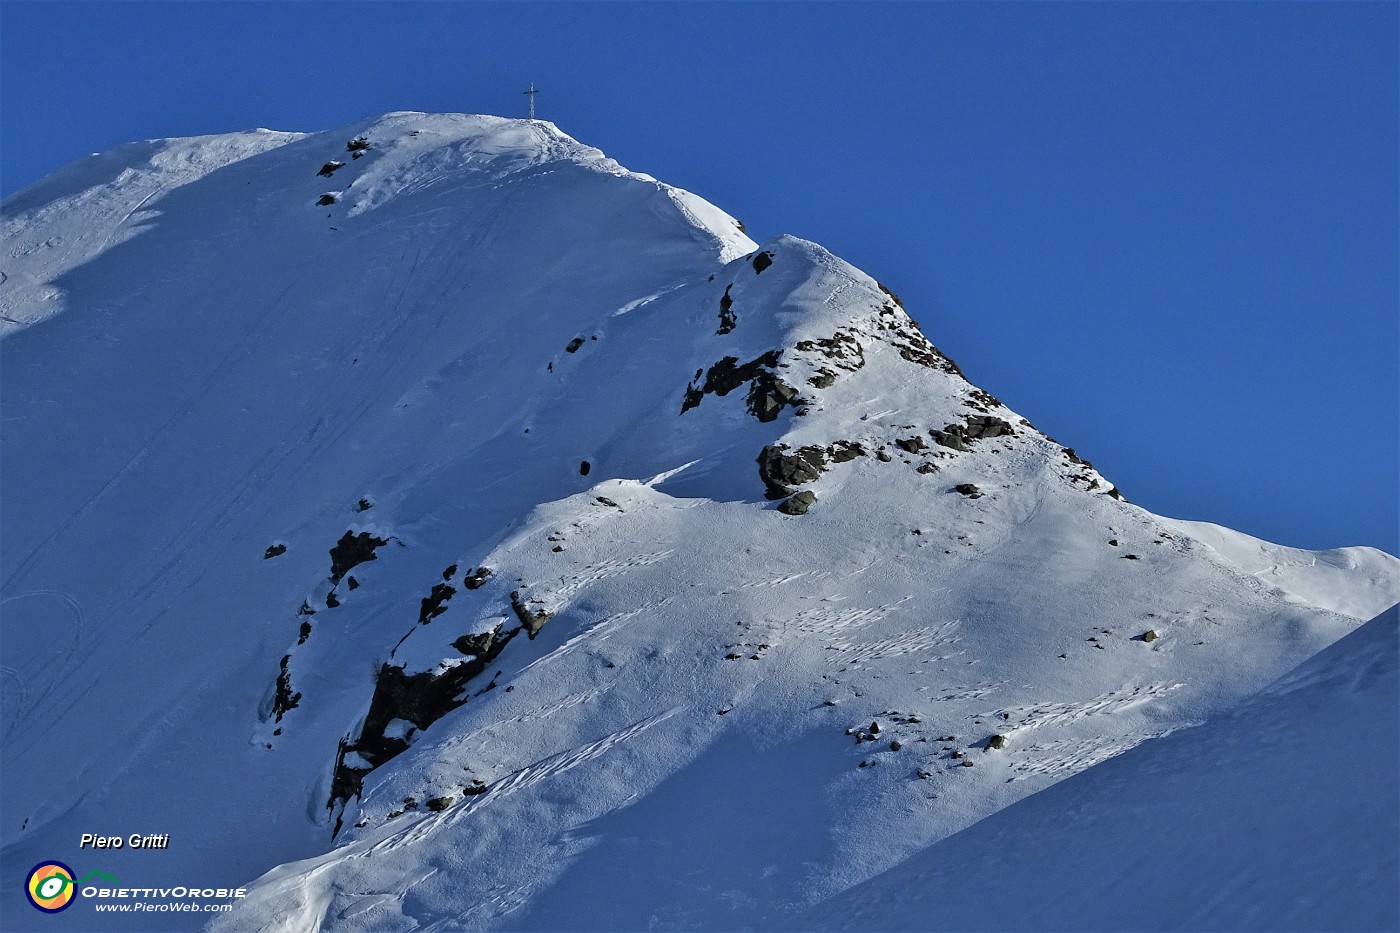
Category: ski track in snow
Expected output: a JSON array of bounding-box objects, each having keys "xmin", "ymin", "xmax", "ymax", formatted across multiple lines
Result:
[
  {"xmin": 983, "ymin": 682, "xmax": 1185, "ymax": 735},
  {"xmin": 358, "ymin": 707, "xmax": 684, "ymax": 857},
  {"xmin": 785, "ymin": 597, "xmax": 915, "ymax": 640},
  {"xmin": 1009, "ymin": 728, "xmax": 1187, "ymax": 778},
  {"xmin": 428, "ymin": 686, "xmax": 612, "ymax": 755},
  {"xmin": 824, "ymin": 620, "xmax": 961, "ymax": 662},
  {"xmin": 551, "ymin": 550, "xmax": 675, "ymax": 601},
  {"xmin": 515, "ymin": 598, "xmax": 677, "ymax": 676}
]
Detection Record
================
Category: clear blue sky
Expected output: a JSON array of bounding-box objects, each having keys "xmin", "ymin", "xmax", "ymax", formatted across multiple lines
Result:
[{"xmin": 2, "ymin": 2, "xmax": 1395, "ymax": 553}]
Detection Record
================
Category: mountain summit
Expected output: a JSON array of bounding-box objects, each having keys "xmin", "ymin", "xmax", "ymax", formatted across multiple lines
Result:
[{"xmin": 3, "ymin": 113, "xmax": 1396, "ymax": 931}]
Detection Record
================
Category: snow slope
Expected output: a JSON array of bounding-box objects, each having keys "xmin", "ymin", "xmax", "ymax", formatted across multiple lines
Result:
[
  {"xmin": 797, "ymin": 605, "xmax": 1399, "ymax": 932},
  {"xmin": 2, "ymin": 113, "xmax": 1396, "ymax": 931}
]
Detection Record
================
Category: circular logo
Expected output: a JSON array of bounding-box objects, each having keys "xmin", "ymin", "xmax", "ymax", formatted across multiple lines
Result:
[{"xmin": 26, "ymin": 862, "xmax": 76, "ymax": 913}]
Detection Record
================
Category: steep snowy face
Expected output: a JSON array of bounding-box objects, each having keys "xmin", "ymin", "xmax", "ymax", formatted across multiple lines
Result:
[{"xmin": 2, "ymin": 114, "xmax": 1396, "ymax": 932}]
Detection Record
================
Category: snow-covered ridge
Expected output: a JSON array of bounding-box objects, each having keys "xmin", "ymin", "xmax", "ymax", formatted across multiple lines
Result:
[
  {"xmin": 1, "ymin": 112, "xmax": 753, "ymax": 335},
  {"xmin": 1, "ymin": 114, "xmax": 1395, "ymax": 932}
]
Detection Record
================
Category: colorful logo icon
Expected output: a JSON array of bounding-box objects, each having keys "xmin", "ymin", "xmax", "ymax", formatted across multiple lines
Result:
[{"xmin": 25, "ymin": 861, "xmax": 77, "ymax": 913}]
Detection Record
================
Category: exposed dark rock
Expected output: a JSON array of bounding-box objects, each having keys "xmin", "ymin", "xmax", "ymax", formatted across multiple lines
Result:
[
  {"xmin": 316, "ymin": 194, "xmax": 337, "ymax": 207},
  {"xmin": 326, "ymin": 591, "xmax": 341, "ymax": 609},
  {"xmin": 442, "ymin": 564, "xmax": 457, "ymax": 580},
  {"xmin": 809, "ymin": 369, "xmax": 838, "ymax": 389},
  {"xmin": 329, "ymin": 622, "xmax": 521, "ymax": 814},
  {"xmin": 752, "ymin": 251, "xmax": 774, "ymax": 274},
  {"xmin": 917, "ymin": 462, "xmax": 939, "ymax": 475},
  {"xmin": 794, "ymin": 330, "xmax": 865, "ymax": 374},
  {"xmin": 356, "ymin": 498, "xmax": 374, "ymax": 512},
  {"xmin": 272, "ymin": 654, "xmax": 300, "ymax": 722},
  {"xmin": 297, "ymin": 620, "xmax": 312, "ymax": 645},
  {"xmin": 967, "ymin": 387, "xmax": 1001, "ymax": 411},
  {"xmin": 988, "ymin": 734, "xmax": 1008, "ymax": 750},
  {"xmin": 877, "ymin": 449, "xmax": 894, "ymax": 463},
  {"xmin": 297, "ymin": 600, "xmax": 316, "ymax": 617},
  {"xmin": 425, "ymin": 796, "xmax": 454, "ymax": 812},
  {"xmin": 463, "ymin": 567, "xmax": 492, "ymax": 590},
  {"xmin": 746, "ymin": 373, "xmax": 800, "ymax": 423},
  {"xmin": 681, "ymin": 350, "xmax": 798, "ymax": 422},
  {"xmin": 462, "ymin": 780, "xmax": 489, "ymax": 796},
  {"xmin": 954, "ymin": 483, "xmax": 983, "ymax": 499},
  {"xmin": 1141, "ymin": 629, "xmax": 1159, "ymax": 642},
  {"xmin": 964, "ymin": 415, "xmax": 1012, "ymax": 439},
  {"xmin": 777, "ymin": 491, "xmax": 817, "ymax": 515},
  {"xmin": 1109, "ymin": 539, "xmax": 1119, "ymax": 547},
  {"xmin": 895, "ymin": 435, "xmax": 926, "ymax": 454},
  {"xmin": 565, "ymin": 337, "xmax": 585, "ymax": 353},
  {"xmin": 717, "ymin": 285, "xmax": 737, "ymax": 335},
  {"xmin": 329, "ymin": 530, "xmax": 389, "ymax": 584},
  {"xmin": 347, "ymin": 576, "xmax": 360, "ymax": 590},
  {"xmin": 418, "ymin": 582, "xmax": 456, "ymax": 625},
  {"xmin": 877, "ymin": 282, "xmax": 904, "ymax": 309},
  {"xmin": 264, "ymin": 543, "xmax": 287, "ymax": 559},
  {"xmin": 886, "ymin": 313, "xmax": 965, "ymax": 375},
  {"xmin": 450, "ymin": 626, "xmax": 502, "ymax": 659},
  {"xmin": 890, "ymin": 740, "xmax": 903, "ymax": 751},
  {"xmin": 827, "ymin": 440, "xmax": 866, "ymax": 463},
  {"xmin": 510, "ymin": 590, "xmax": 553, "ymax": 638},
  {"xmin": 1122, "ymin": 554, "xmax": 1141, "ymax": 561},
  {"xmin": 933, "ymin": 414, "xmax": 1013, "ymax": 452},
  {"xmin": 932, "ymin": 427, "xmax": 968, "ymax": 451},
  {"xmin": 346, "ymin": 136, "xmax": 371, "ymax": 153},
  {"xmin": 757, "ymin": 444, "xmax": 828, "ymax": 498},
  {"xmin": 579, "ymin": 460, "xmax": 591, "ymax": 476},
  {"xmin": 595, "ymin": 496, "xmax": 619, "ymax": 508},
  {"xmin": 317, "ymin": 161, "xmax": 344, "ymax": 177}
]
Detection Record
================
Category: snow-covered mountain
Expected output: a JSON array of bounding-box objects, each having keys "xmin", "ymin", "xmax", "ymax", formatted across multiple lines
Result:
[{"xmin": 2, "ymin": 112, "xmax": 1395, "ymax": 932}]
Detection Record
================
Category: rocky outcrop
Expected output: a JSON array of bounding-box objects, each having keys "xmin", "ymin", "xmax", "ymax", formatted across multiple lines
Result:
[
  {"xmin": 717, "ymin": 285, "xmax": 736, "ymax": 335},
  {"xmin": 510, "ymin": 590, "xmax": 553, "ymax": 638},
  {"xmin": 329, "ymin": 531, "xmax": 389, "ymax": 584},
  {"xmin": 746, "ymin": 373, "xmax": 800, "ymax": 422},
  {"xmin": 793, "ymin": 329, "xmax": 866, "ymax": 383},
  {"xmin": 418, "ymin": 582, "xmax": 456, "ymax": 625},
  {"xmin": 828, "ymin": 440, "xmax": 866, "ymax": 463},
  {"xmin": 758, "ymin": 444, "xmax": 828, "ymax": 499},
  {"xmin": 777, "ymin": 491, "xmax": 817, "ymax": 515},
  {"xmin": 328, "ymin": 621, "xmax": 522, "ymax": 825},
  {"xmin": 681, "ymin": 351, "xmax": 803, "ymax": 423},
  {"xmin": 271, "ymin": 654, "xmax": 300, "ymax": 722},
  {"xmin": 933, "ymin": 414, "xmax": 1014, "ymax": 452}
]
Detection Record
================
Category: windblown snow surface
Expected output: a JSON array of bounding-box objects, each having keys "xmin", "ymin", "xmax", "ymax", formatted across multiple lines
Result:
[
  {"xmin": 1, "ymin": 113, "xmax": 1396, "ymax": 932},
  {"xmin": 795, "ymin": 606, "xmax": 1399, "ymax": 932}
]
